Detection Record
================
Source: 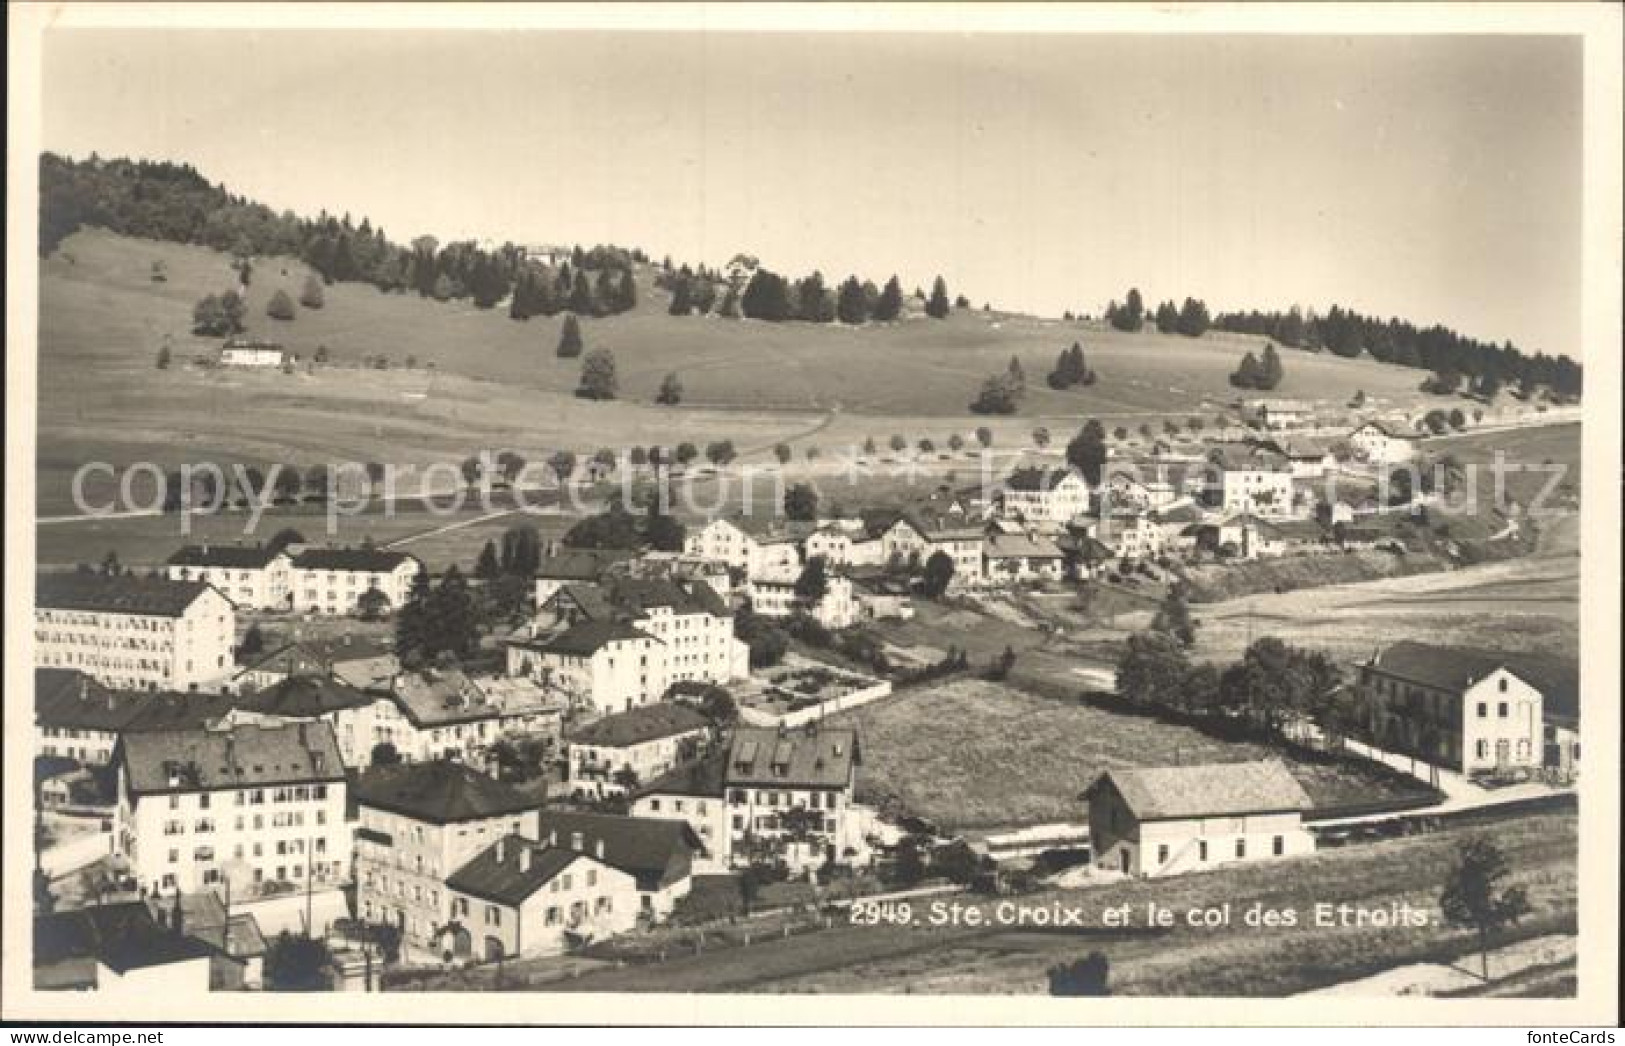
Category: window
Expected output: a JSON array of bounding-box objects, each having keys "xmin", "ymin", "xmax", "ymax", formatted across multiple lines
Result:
[
  {"xmin": 1272, "ymin": 836, "xmax": 1284, "ymax": 856},
  {"xmin": 1498, "ymin": 677, "xmax": 1508, "ymax": 692},
  {"xmin": 1235, "ymin": 839, "xmax": 1246, "ymax": 859},
  {"xmin": 1156, "ymin": 844, "xmax": 1169, "ymax": 865},
  {"xmin": 1197, "ymin": 840, "xmax": 1208, "ymax": 862},
  {"xmin": 1477, "ymin": 702, "xmax": 1488, "ymax": 718},
  {"xmin": 586, "ymin": 869, "xmax": 597, "ymax": 887},
  {"xmin": 485, "ymin": 905, "xmax": 502, "ymax": 926},
  {"xmin": 1498, "ymin": 703, "xmax": 1508, "ymax": 718}
]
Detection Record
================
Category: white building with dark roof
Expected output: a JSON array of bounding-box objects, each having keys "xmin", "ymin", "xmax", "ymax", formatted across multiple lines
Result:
[
  {"xmin": 113, "ymin": 720, "xmax": 349, "ymax": 897},
  {"xmin": 1350, "ymin": 420, "xmax": 1421, "ymax": 465},
  {"xmin": 218, "ymin": 339, "xmax": 287, "ymax": 367},
  {"xmin": 166, "ymin": 543, "xmax": 292, "ymax": 610},
  {"xmin": 566, "ymin": 702, "xmax": 712, "ymax": 799},
  {"xmin": 290, "ymin": 547, "xmax": 419, "ymax": 616},
  {"xmin": 997, "ymin": 467, "xmax": 1092, "ymax": 524},
  {"xmin": 1084, "ymin": 761, "xmax": 1315, "ymax": 877},
  {"xmin": 35, "ymin": 573, "xmax": 235, "ymax": 692},
  {"xmin": 723, "ymin": 726, "xmax": 870, "ymax": 871}
]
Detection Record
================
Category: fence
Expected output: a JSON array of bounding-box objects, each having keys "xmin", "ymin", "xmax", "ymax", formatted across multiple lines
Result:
[{"xmin": 740, "ymin": 679, "xmax": 894, "ymax": 728}]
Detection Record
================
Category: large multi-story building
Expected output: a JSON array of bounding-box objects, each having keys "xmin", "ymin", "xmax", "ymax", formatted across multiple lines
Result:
[
  {"xmin": 504, "ymin": 619, "xmax": 666, "ymax": 716},
  {"xmin": 1349, "ymin": 421, "xmax": 1421, "ymax": 465},
  {"xmin": 682, "ymin": 517, "xmax": 803, "ymax": 579},
  {"xmin": 722, "ymin": 726, "xmax": 870, "ymax": 872},
  {"xmin": 290, "ymin": 547, "xmax": 420, "ymax": 616},
  {"xmin": 35, "ymin": 573, "xmax": 235, "ymax": 692},
  {"xmin": 1358, "ymin": 641, "xmax": 1559, "ymax": 775},
  {"xmin": 745, "ymin": 570, "xmax": 859, "ymax": 629},
  {"xmin": 352, "ymin": 761, "xmax": 542, "ymax": 954},
  {"xmin": 566, "ymin": 703, "xmax": 712, "ymax": 799},
  {"xmin": 1207, "ymin": 446, "xmax": 1296, "ymax": 517},
  {"xmin": 114, "ymin": 721, "xmax": 349, "ymax": 897},
  {"xmin": 166, "ymin": 544, "xmax": 292, "ymax": 610},
  {"xmin": 34, "ymin": 667, "xmax": 240, "ymax": 766},
  {"xmin": 998, "ymin": 467, "xmax": 1092, "ymax": 524}
]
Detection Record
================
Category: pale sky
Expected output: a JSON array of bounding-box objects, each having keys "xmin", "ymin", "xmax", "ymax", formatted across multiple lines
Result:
[{"xmin": 42, "ymin": 30, "xmax": 1582, "ymax": 358}]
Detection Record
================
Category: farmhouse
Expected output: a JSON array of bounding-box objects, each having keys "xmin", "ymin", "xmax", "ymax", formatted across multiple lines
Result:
[
  {"xmin": 290, "ymin": 547, "xmax": 420, "ymax": 616},
  {"xmin": 724, "ymin": 725, "xmax": 870, "ymax": 872},
  {"xmin": 998, "ymin": 466, "xmax": 1091, "ymax": 524},
  {"xmin": 218, "ymin": 338, "xmax": 286, "ymax": 368},
  {"xmin": 805, "ymin": 521, "xmax": 887, "ymax": 568},
  {"xmin": 545, "ymin": 577, "xmax": 747, "ymax": 686},
  {"xmin": 1055, "ymin": 532, "xmax": 1114, "ymax": 580},
  {"xmin": 1349, "ymin": 421, "xmax": 1420, "ymax": 465},
  {"xmin": 1084, "ymin": 761, "xmax": 1315, "ymax": 878},
  {"xmin": 35, "ymin": 573, "xmax": 235, "ymax": 692},
  {"xmin": 566, "ymin": 702, "xmax": 711, "ymax": 799},
  {"xmin": 1245, "ymin": 398, "xmax": 1313, "ymax": 430},
  {"xmin": 353, "ymin": 760, "xmax": 542, "ymax": 955},
  {"xmin": 683, "ymin": 517, "xmax": 803, "ymax": 578},
  {"xmin": 1358, "ymin": 641, "xmax": 1573, "ymax": 776},
  {"xmin": 114, "ymin": 720, "xmax": 349, "ymax": 897},
  {"xmin": 1276, "ymin": 439, "xmax": 1339, "ymax": 479},
  {"xmin": 1093, "ymin": 511, "xmax": 1166, "ymax": 562},
  {"xmin": 1216, "ymin": 514, "xmax": 1286, "ymax": 560},
  {"xmin": 1207, "ymin": 446, "xmax": 1296, "ymax": 517},
  {"xmin": 1105, "ymin": 470, "xmax": 1180, "ymax": 512},
  {"xmin": 166, "ymin": 543, "xmax": 292, "ymax": 610},
  {"xmin": 982, "ymin": 531, "xmax": 1065, "ymax": 583}
]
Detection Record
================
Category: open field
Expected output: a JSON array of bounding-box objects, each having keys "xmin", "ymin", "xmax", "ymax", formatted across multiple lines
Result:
[
  {"xmin": 37, "ymin": 229, "xmax": 1476, "ymax": 516},
  {"xmin": 511, "ymin": 809, "xmax": 1574, "ymax": 995},
  {"xmin": 827, "ymin": 678, "xmax": 1433, "ymax": 830},
  {"xmin": 1191, "ymin": 550, "xmax": 1580, "ymax": 666}
]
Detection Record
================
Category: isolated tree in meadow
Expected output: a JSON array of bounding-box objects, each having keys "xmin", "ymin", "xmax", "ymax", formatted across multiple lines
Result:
[
  {"xmin": 947, "ymin": 433, "xmax": 965, "ymax": 453},
  {"xmin": 1116, "ymin": 630, "xmax": 1191, "ymax": 707},
  {"xmin": 577, "ymin": 348, "xmax": 618, "ymax": 400},
  {"xmin": 872, "ymin": 276, "xmax": 904, "ymax": 322},
  {"xmin": 192, "ymin": 291, "xmax": 247, "ymax": 337},
  {"xmin": 975, "ymin": 426, "xmax": 994, "ymax": 448},
  {"xmin": 299, "ymin": 273, "xmax": 325, "ymax": 309},
  {"xmin": 970, "ymin": 373, "xmax": 1021, "ymax": 415},
  {"xmin": 548, "ymin": 450, "xmax": 578, "ymax": 482},
  {"xmin": 889, "ymin": 434, "xmax": 908, "ymax": 453},
  {"xmin": 1440, "ymin": 837, "xmax": 1532, "ymax": 981},
  {"xmin": 784, "ymin": 482, "xmax": 819, "ymax": 521},
  {"xmin": 267, "ymin": 289, "xmax": 297, "ymax": 321},
  {"xmin": 918, "ymin": 437, "xmax": 936, "ymax": 454},
  {"xmin": 1150, "ymin": 584, "xmax": 1197, "ymax": 647},
  {"xmin": 156, "ymin": 346, "xmax": 171, "ymax": 369},
  {"xmin": 705, "ymin": 440, "xmax": 736, "ymax": 466},
  {"xmin": 1032, "ymin": 426, "xmax": 1051, "ymax": 448},
  {"xmin": 656, "ymin": 372, "xmax": 683, "ymax": 406},
  {"xmin": 925, "ymin": 276, "xmax": 951, "ymax": 319},
  {"xmin": 1113, "ymin": 426, "xmax": 1129, "ymax": 441},
  {"xmin": 774, "ymin": 443, "xmax": 792, "ymax": 465},
  {"xmin": 1230, "ymin": 351, "xmax": 1264, "ymax": 390},
  {"xmin": 920, "ymin": 550, "xmax": 956, "ymax": 598},
  {"xmin": 556, "ymin": 313, "xmax": 584, "ymax": 359},
  {"xmin": 1257, "ymin": 343, "xmax": 1285, "ymax": 390},
  {"xmin": 862, "ymin": 437, "xmax": 879, "ymax": 456},
  {"xmin": 674, "ymin": 442, "xmax": 699, "ymax": 466}
]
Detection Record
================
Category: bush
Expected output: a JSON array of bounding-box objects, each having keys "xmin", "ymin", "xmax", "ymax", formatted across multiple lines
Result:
[{"xmin": 266, "ymin": 289, "xmax": 297, "ymax": 321}]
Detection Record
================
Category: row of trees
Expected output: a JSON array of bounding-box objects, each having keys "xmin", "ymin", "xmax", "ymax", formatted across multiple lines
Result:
[
  {"xmin": 511, "ymin": 262, "xmax": 636, "ymax": 320},
  {"xmin": 1214, "ymin": 303, "xmax": 1581, "ymax": 400},
  {"xmin": 735, "ymin": 269, "xmax": 917, "ymax": 324}
]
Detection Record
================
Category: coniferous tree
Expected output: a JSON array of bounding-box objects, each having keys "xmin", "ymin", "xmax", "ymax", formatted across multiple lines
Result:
[
  {"xmin": 1154, "ymin": 300, "xmax": 1180, "ymax": 334},
  {"xmin": 1176, "ymin": 297, "xmax": 1211, "ymax": 337},
  {"xmin": 836, "ymin": 276, "xmax": 869, "ymax": 325},
  {"xmin": 925, "ymin": 276, "xmax": 951, "ymax": 319},
  {"xmin": 394, "ymin": 569, "xmax": 433, "ymax": 659},
  {"xmin": 577, "ymin": 348, "xmax": 618, "ymax": 400},
  {"xmin": 266, "ymin": 289, "xmax": 297, "ymax": 321},
  {"xmin": 740, "ymin": 269, "xmax": 793, "ymax": 321},
  {"xmin": 299, "ymin": 273, "xmax": 325, "ymax": 310},
  {"xmin": 1258, "ymin": 343, "xmax": 1284, "ymax": 390},
  {"xmin": 872, "ymin": 276, "xmax": 904, "ymax": 322},
  {"xmin": 556, "ymin": 313, "xmax": 584, "ymax": 358},
  {"xmin": 657, "ymin": 372, "xmax": 683, "ymax": 406},
  {"xmin": 474, "ymin": 540, "xmax": 501, "ymax": 581},
  {"xmin": 1230, "ymin": 351, "xmax": 1263, "ymax": 389},
  {"xmin": 668, "ymin": 274, "xmax": 693, "ymax": 316}
]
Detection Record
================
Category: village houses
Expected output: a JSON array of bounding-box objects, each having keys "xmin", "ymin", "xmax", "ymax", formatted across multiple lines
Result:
[
  {"xmin": 565, "ymin": 702, "xmax": 712, "ymax": 799},
  {"xmin": 290, "ymin": 547, "xmax": 420, "ymax": 616},
  {"xmin": 629, "ymin": 757, "xmax": 732, "ymax": 872},
  {"xmin": 36, "ymin": 573, "xmax": 236, "ymax": 693},
  {"xmin": 352, "ymin": 760, "xmax": 542, "ymax": 956},
  {"xmin": 1084, "ymin": 761, "xmax": 1316, "ymax": 878},
  {"xmin": 982, "ymin": 530, "xmax": 1066, "ymax": 584},
  {"xmin": 166, "ymin": 544, "xmax": 292, "ymax": 611},
  {"xmin": 1349, "ymin": 420, "xmax": 1421, "ymax": 465},
  {"xmin": 997, "ymin": 466, "xmax": 1092, "ymax": 524},
  {"xmin": 682, "ymin": 517, "xmax": 803, "ymax": 578},
  {"xmin": 113, "ymin": 720, "xmax": 349, "ymax": 898},
  {"xmin": 34, "ymin": 666, "xmax": 241, "ymax": 768},
  {"xmin": 532, "ymin": 547, "xmax": 638, "ymax": 607},
  {"xmin": 746, "ymin": 568, "xmax": 860, "ymax": 629},
  {"xmin": 723, "ymin": 725, "xmax": 871, "ymax": 874}
]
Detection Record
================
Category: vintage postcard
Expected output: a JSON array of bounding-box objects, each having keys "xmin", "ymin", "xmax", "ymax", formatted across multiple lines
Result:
[{"xmin": 4, "ymin": 2, "xmax": 1619, "ymax": 1027}]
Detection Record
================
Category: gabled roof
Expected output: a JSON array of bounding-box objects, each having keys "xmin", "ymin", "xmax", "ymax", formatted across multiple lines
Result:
[
  {"xmin": 1352, "ymin": 420, "xmax": 1420, "ymax": 440},
  {"xmin": 567, "ymin": 703, "xmax": 710, "ymax": 748},
  {"xmin": 1365, "ymin": 641, "xmax": 1578, "ymax": 718},
  {"xmin": 291, "ymin": 547, "xmax": 416, "ymax": 573},
  {"xmin": 236, "ymin": 634, "xmax": 396, "ymax": 677},
  {"xmin": 1004, "ymin": 466, "xmax": 1085, "ymax": 492},
  {"xmin": 36, "ymin": 573, "xmax": 218, "ymax": 618},
  {"xmin": 443, "ymin": 835, "xmax": 585, "ymax": 907},
  {"xmin": 514, "ymin": 619, "xmax": 657, "ymax": 658},
  {"xmin": 1085, "ymin": 761, "xmax": 1312, "ymax": 821},
  {"xmin": 1149, "ymin": 503, "xmax": 1205, "ymax": 525},
  {"xmin": 535, "ymin": 811, "xmax": 703, "ymax": 888},
  {"xmin": 119, "ymin": 721, "xmax": 344, "ymax": 796},
  {"xmin": 726, "ymin": 726, "xmax": 859, "ymax": 789},
  {"xmin": 36, "ymin": 671, "xmax": 243, "ymax": 734},
  {"xmin": 237, "ymin": 673, "xmax": 376, "ymax": 718},
  {"xmin": 636, "ymin": 753, "xmax": 728, "ymax": 799},
  {"xmin": 386, "ymin": 668, "xmax": 503, "ymax": 728},
  {"xmin": 35, "ymin": 902, "xmax": 215, "ymax": 978},
  {"xmin": 983, "ymin": 532, "xmax": 1064, "ymax": 560},
  {"xmin": 167, "ymin": 544, "xmax": 287, "ymax": 570},
  {"xmin": 354, "ymin": 760, "xmax": 540, "ymax": 824}
]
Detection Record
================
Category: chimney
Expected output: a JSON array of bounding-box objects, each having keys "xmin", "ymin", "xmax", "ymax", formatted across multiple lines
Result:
[
  {"xmin": 519, "ymin": 847, "xmax": 532, "ymax": 873},
  {"xmin": 495, "ymin": 838, "xmax": 507, "ymax": 864}
]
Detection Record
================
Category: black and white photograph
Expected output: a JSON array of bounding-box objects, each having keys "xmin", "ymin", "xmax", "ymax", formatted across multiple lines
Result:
[{"xmin": 4, "ymin": 2, "xmax": 1619, "ymax": 1028}]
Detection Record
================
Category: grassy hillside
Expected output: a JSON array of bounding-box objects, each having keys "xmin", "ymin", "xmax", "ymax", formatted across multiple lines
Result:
[{"xmin": 36, "ymin": 228, "xmax": 1470, "ymax": 517}]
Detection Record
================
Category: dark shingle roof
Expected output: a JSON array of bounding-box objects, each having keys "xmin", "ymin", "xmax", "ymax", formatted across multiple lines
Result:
[
  {"xmin": 726, "ymin": 726, "xmax": 859, "ymax": 789},
  {"xmin": 1086, "ymin": 761, "xmax": 1312, "ymax": 821},
  {"xmin": 291, "ymin": 547, "xmax": 415, "ymax": 573},
  {"xmin": 119, "ymin": 721, "xmax": 344, "ymax": 796},
  {"xmin": 636, "ymin": 753, "xmax": 728, "ymax": 799},
  {"xmin": 444, "ymin": 835, "xmax": 586, "ymax": 907},
  {"xmin": 35, "ymin": 671, "xmax": 242, "ymax": 733},
  {"xmin": 519, "ymin": 619, "xmax": 655, "ymax": 657},
  {"xmin": 1367, "ymin": 641, "xmax": 1578, "ymax": 719},
  {"xmin": 35, "ymin": 902, "xmax": 215, "ymax": 976},
  {"xmin": 568, "ymin": 703, "xmax": 710, "ymax": 748},
  {"xmin": 36, "ymin": 573, "xmax": 217, "ymax": 617},
  {"xmin": 535, "ymin": 811, "xmax": 702, "ymax": 888},
  {"xmin": 1005, "ymin": 466, "xmax": 1084, "ymax": 492},
  {"xmin": 354, "ymin": 761, "xmax": 539, "ymax": 824},
  {"xmin": 167, "ymin": 544, "xmax": 285, "ymax": 569},
  {"xmin": 535, "ymin": 548, "xmax": 637, "ymax": 581},
  {"xmin": 238, "ymin": 673, "xmax": 376, "ymax": 718}
]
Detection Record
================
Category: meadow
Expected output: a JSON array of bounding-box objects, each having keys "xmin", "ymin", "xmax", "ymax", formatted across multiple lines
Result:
[{"xmin": 826, "ymin": 678, "xmax": 1432, "ymax": 831}]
